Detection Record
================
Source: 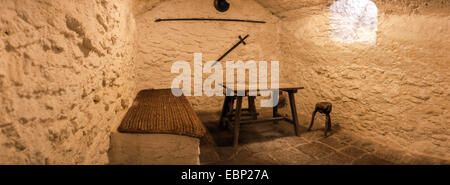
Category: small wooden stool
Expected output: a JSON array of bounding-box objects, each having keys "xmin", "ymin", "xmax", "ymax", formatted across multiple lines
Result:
[{"xmin": 308, "ymin": 102, "xmax": 332, "ymax": 137}]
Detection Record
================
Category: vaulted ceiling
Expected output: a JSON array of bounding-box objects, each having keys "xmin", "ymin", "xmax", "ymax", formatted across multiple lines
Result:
[
  {"xmin": 254, "ymin": 0, "xmax": 332, "ymax": 16},
  {"xmin": 132, "ymin": 0, "xmax": 450, "ymax": 18},
  {"xmin": 254, "ymin": 0, "xmax": 450, "ymax": 17},
  {"xmin": 132, "ymin": 0, "xmax": 333, "ymax": 18}
]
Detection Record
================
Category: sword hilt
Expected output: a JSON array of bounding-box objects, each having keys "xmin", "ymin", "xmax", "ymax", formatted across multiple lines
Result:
[{"xmin": 239, "ymin": 34, "xmax": 249, "ymax": 45}]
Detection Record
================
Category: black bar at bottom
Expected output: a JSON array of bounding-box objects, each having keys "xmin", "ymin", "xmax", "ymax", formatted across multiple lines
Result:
[{"xmin": 0, "ymin": 165, "xmax": 444, "ymax": 184}]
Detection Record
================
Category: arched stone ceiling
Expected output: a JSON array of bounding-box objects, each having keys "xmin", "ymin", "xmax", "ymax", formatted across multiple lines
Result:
[
  {"xmin": 132, "ymin": 0, "xmax": 450, "ymax": 18},
  {"xmin": 254, "ymin": 0, "xmax": 332, "ymax": 16},
  {"xmin": 254, "ymin": 0, "xmax": 450, "ymax": 17}
]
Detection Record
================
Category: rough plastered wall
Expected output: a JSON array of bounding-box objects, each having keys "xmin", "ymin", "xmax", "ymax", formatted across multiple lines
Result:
[
  {"xmin": 275, "ymin": 0, "xmax": 449, "ymax": 161},
  {"xmin": 133, "ymin": 0, "xmax": 283, "ymax": 111},
  {"xmin": 0, "ymin": 0, "xmax": 136, "ymax": 164}
]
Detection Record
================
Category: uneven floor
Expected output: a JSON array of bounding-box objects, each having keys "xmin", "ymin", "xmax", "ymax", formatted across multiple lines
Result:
[{"xmin": 198, "ymin": 111, "xmax": 449, "ymax": 165}]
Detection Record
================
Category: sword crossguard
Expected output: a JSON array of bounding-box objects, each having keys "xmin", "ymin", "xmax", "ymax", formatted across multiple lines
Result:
[{"xmin": 239, "ymin": 35, "xmax": 247, "ymax": 45}]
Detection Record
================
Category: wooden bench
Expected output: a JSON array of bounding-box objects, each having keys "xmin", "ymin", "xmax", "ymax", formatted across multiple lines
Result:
[
  {"xmin": 109, "ymin": 89, "xmax": 206, "ymax": 164},
  {"xmin": 219, "ymin": 82, "xmax": 304, "ymax": 147}
]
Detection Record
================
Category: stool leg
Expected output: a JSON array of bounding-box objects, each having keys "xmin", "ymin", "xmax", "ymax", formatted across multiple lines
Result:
[
  {"xmin": 308, "ymin": 108, "xmax": 317, "ymax": 131},
  {"xmin": 325, "ymin": 113, "xmax": 331, "ymax": 137}
]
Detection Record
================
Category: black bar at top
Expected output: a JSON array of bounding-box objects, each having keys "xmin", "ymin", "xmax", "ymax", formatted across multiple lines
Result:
[{"xmin": 155, "ymin": 18, "xmax": 266, "ymax": 24}]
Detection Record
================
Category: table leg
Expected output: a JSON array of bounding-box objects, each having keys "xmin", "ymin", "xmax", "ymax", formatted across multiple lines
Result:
[
  {"xmin": 219, "ymin": 96, "xmax": 230, "ymax": 128},
  {"xmin": 288, "ymin": 92, "xmax": 299, "ymax": 136},
  {"xmin": 248, "ymin": 96, "xmax": 257, "ymax": 120},
  {"xmin": 225, "ymin": 97, "xmax": 235, "ymax": 127},
  {"xmin": 228, "ymin": 97, "xmax": 235, "ymax": 113},
  {"xmin": 233, "ymin": 96, "xmax": 243, "ymax": 148}
]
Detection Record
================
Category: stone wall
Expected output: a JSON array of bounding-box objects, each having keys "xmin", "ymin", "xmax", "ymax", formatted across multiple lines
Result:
[
  {"xmin": 133, "ymin": 0, "xmax": 283, "ymax": 111},
  {"xmin": 0, "ymin": 0, "xmax": 136, "ymax": 164},
  {"xmin": 277, "ymin": 0, "xmax": 449, "ymax": 160}
]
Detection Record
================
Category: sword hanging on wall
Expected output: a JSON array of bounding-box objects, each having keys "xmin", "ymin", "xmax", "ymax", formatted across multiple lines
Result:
[{"xmin": 211, "ymin": 34, "xmax": 249, "ymax": 67}]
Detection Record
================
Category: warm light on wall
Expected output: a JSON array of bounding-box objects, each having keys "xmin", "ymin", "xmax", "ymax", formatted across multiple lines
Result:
[{"xmin": 329, "ymin": 0, "xmax": 378, "ymax": 45}]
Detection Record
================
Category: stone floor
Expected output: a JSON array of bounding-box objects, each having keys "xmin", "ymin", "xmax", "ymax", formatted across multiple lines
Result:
[{"xmin": 198, "ymin": 111, "xmax": 449, "ymax": 165}]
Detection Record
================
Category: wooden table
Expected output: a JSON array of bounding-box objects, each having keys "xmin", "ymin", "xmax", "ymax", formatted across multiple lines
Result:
[{"xmin": 218, "ymin": 83, "xmax": 304, "ymax": 147}]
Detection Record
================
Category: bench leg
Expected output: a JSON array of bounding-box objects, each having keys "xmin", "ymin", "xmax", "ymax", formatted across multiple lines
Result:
[
  {"xmin": 273, "ymin": 91, "xmax": 282, "ymax": 124},
  {"xmin": 233, "ymin": 96, "xmax": 243, "ymax": 148},
  {"xmin": 226, "ymin": 97, "xmax": 236, "ymax": 126},
  {"xmin": 229, "ymin": 97, "xmax": 235, "ymax": 114},
  {"xmin": 219, "ymin": 96, "xmax": 230, "ymax": 128},
  {"xmin": 273, "ymin": 104, "xmax": 279, "ymax": 124},
  {"xmin": 288, "ymin": 92, "xmax": 299, "ymax": 136}
]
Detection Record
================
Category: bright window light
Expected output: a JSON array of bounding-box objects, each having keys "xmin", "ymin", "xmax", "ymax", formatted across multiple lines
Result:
[{"xmin": 329, "ymin": 0, "xmax": 378, "ymax": 45}]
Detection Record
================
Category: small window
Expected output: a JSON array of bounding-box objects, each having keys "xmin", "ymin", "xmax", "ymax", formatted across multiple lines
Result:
[{"xmin": 329, "ymin": 0, "xmax": 378, "ymax": 45}]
